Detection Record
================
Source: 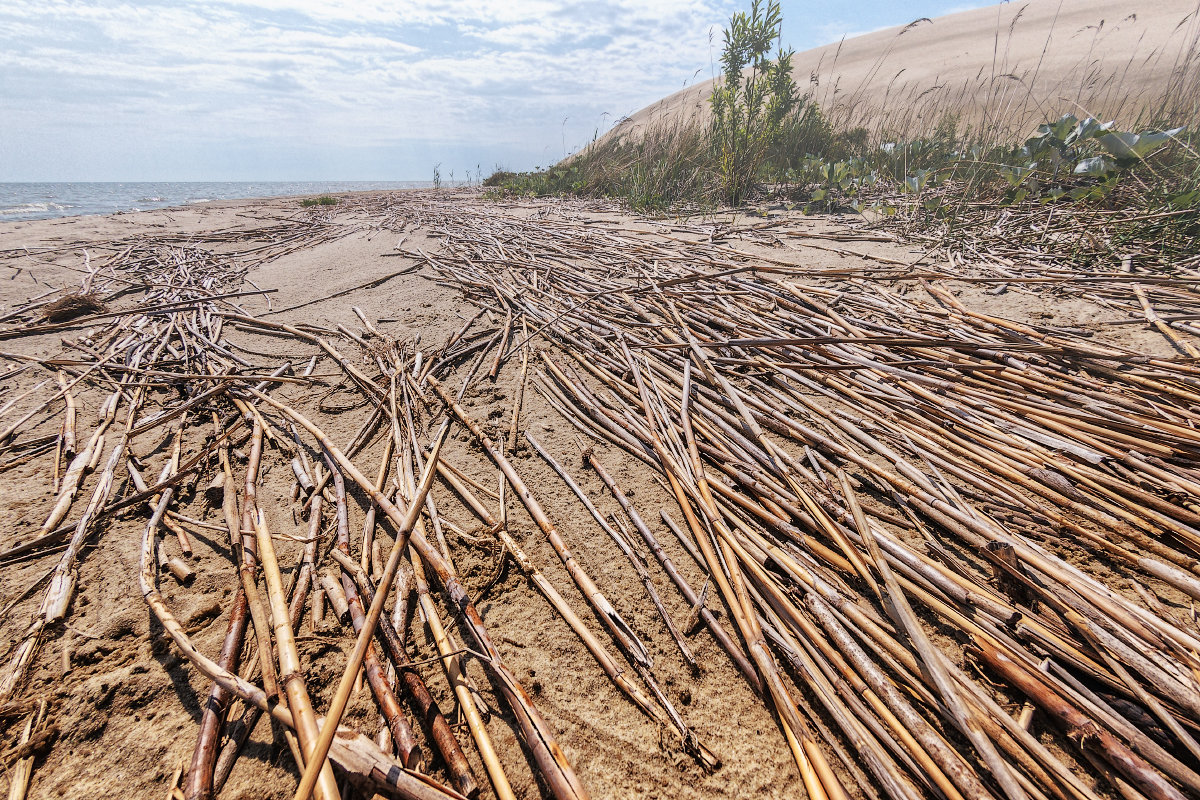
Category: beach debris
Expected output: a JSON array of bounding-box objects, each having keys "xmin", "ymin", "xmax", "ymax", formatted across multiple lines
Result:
[
  {"xmin": 39, "ymin": 292, "xmax": 105, "ymax": 323},
  {"xmin": 3, "ymin": 191, "xmax": 1200, "ymax": 800}
]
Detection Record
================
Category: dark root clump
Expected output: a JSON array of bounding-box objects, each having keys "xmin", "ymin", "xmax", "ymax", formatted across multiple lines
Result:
[{"xmin": 41, "ymin": 293, "xmax": 106, "ymax": 323}]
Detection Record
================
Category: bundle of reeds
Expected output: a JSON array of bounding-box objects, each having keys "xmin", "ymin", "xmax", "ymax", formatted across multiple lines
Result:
[{"xmin": 3, "ymin": 189, "xmax": 1200, "ymax": 800}]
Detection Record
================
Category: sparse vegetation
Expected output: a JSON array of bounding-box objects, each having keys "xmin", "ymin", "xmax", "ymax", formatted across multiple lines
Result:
[
  {"xmin": 482, "ymin": 1, "xmax": 1198, "ymax": 267},
  {"xmin": 485, "ymin": 119, "xmax": 712, "ymax": 212},
  {"xmin": 482, "ymin": 169, "xmax": 517, "ymax": 187},
  {"xmin": 300, "ymin": 195, "xmax": 338, "ymax": 207}
]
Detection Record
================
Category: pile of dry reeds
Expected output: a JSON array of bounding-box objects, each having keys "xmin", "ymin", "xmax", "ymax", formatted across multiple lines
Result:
[
  {"xmin": 3, "ymin": 191, "xmax": 1200, "ymax": 800},
  {"xmin": 410, "ymin": 196, "xmax": 1200, "ymax": 800}
]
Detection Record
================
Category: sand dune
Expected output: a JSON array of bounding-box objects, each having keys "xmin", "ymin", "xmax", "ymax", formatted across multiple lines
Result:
[{"xmin": 607, "ymin": 0, "xmax": 1200, "ymax": 142}]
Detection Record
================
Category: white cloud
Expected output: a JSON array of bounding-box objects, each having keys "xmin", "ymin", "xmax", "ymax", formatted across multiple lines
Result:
[{"xmin": 0, "ymin": 0, "xmax": 737, "ymax": 178}]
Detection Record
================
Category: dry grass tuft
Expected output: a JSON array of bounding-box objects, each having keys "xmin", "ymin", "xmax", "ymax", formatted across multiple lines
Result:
[{"xmin": 41, "ymin": 292, "xmax": 106, "ymax": 323}]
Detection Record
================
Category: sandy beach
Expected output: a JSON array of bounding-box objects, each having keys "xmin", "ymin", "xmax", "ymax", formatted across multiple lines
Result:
[
  {"xmin": 2, "ymin": 1, "xmax": 1200, "ymax": 799},
  {"xmin": 0, "ymin": 192, "xmax": 874, "ymax": 800},
  {"xmin": 1, "ymin": 184, "xmax": 1193, "ymax": 799}
]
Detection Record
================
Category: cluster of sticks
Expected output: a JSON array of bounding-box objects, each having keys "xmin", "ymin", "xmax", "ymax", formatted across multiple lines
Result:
[
  {"xmin": 408, "ymin": 197, "xmax": 1200, "ymax": 800},
  {"xmin": 881, "ymin": 191, "xmax": 1200, "ymax": 282},
  {"xmin": 4, "ymin": 191, "xmax": 1200, "ymax": 800},
  {"xmin": 0, "ymin": 212, "xmax": 504, "ymax": 800}
]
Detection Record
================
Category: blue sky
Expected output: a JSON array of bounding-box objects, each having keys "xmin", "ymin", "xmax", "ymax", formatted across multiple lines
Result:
[{"xmin": 0, "ymin": 0, "xmax": 992, "ymax": 181}]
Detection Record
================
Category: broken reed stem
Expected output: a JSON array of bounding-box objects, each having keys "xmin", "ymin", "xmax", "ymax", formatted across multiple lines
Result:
[
  {"xmin": 526, "ymin": 430, "xmax": 698, "ymax": 671},
  {"xmin": 266, "ymin": 391, "xmax": 451, "ymax": 800},
  {"xmin": 325, "ymin": 450, "xmax": 423, "ymax": 770},
  {"xmin": 360, "ymin": 435, "xmax": 393, "ymax": 575},
  {"xmin": 328, "ymin": 548, "xmax": 479, "ymax": 799},
  {"xmin": 253, "ymin": 385, "xmax": 589, "ymax": 800},
  {"xmin": 253, "ymin": 507, "xmax": 341, "ymax": 800},
  {"xmin": 139, "ymin": 491, "xmax": 466, "ymax": 800}
]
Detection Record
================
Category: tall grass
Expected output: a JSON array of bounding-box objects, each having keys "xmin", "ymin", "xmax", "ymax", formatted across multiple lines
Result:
[
  {"xmin": 486, "ymin": 1, "xmax": 1200, "ymax": 243},
  {"xmin": 485, "ymin": 117, "xmax": 714, "ymax": 212}
]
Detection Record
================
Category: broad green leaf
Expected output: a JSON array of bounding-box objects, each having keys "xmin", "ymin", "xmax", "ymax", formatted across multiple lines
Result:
[
  {"xmin": 1099, "ymin": 126, "xmax": 1185, "ymax": 160},
  {"xmin": 1073, "ymin": 156, "xmax": 1114, "ymax": 176},
  {"xmin": 1168, "ymin": 190, "xmax": 1199, "ymax": 209},
  {"xmin": 1002, "ymin": 188, "xmax": 1028, "ymax": 206},
  {"xmin": 1000, "ymin": 165, "xmax": 1030, "ymax": 187},
  {"xmin": 1065, "ymin": 117, "xmax": 1111, "ymax": 145}
]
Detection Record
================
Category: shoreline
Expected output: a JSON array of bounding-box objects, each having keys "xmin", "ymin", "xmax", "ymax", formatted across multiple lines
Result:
[{"xmin": 0, "ymin": 181, "xmax": 438, "ymax": 225}]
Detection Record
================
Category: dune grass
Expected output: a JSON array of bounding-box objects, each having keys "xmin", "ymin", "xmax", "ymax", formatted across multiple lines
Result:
[{"xmin": 485, "ymin": 3, "xmax": 1199, "ymax": 263}]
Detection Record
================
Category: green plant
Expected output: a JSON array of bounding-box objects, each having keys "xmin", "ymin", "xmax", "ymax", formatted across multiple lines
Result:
[
  {"xmin": 710, "ymin": 0, "xmax": 799, "ymax": 205},
  {"xmin": 483, "ymin": 118, "xmax": 714, "ymax": 212},
  {"xmin": 300, "ymin": 196, "xmax": 338, "ymax": 207},
  {"xmin": 483, "ymin": 170, "xmax": 517, "ymax": 187},
  {"xmin": 432, "ymin": 162, "xmax": 442, "ymax": 190},
  {"xmin": 490, "ymin": 0, "xmax": 1198, "ymax": 232}
]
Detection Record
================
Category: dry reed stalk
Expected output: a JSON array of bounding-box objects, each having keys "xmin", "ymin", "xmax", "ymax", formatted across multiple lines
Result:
[
  {"xmin": 252, "ymin": 393, "xmax": 451, "ymax": 800},
  {"xmin": 6, "ymin": 700, "xmax": 47, "ymax": 800},
  {"xmin": 506, "ymin": 318, "xmax": 530, "ymax": 453},
  {"xmin": 184, "ymin": 441, "xmax": 249, "ymax": 800},
  {"xmin": 527, "ymin": 432, "xmax": 698, "ymax": 671},
  {"xmin": 253, "ymin": 387, "xmax": 588, "ymax": 800},
  {"xmin": 436, "ymin": 444, "xmax": 719, "ymax": 768},
  {"xmin": 252, "ymin": 508, "xmax": 341, "ymax": 800},
  {"xmin": 56, "ymin": 372, "xmax": 76, "ymax": 456},
  {"xmin": 361, "ymin": 435, "xmax": 394, "ymax": 574},
  {"xmin": 325, "ymin": 451, "xmax": 423, "ymax": 770},
  {"xmin": 409, "ymin": 546, "xmax": 514, "ymax": 800},
  {"xmin": 37, "ymin": 388, "xmax": 118, "ymax": 535},
  {"xmin": 328, "ymin": 548, "xmax": 479, "ymax": 799},
  {"xmin": 138, "ymin": 488, "xmax": 466, "ymax": 800}
]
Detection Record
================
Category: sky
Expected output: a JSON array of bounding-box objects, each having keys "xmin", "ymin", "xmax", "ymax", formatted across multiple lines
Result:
[{"xmin": 0, "ymin": 0, "xmax": 994, "ymax": 182}]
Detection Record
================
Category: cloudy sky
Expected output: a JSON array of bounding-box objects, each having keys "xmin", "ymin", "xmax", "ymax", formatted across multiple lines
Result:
[{"xmin": 0, "ymin": 0, "xmax": 991, "ymax": 182}]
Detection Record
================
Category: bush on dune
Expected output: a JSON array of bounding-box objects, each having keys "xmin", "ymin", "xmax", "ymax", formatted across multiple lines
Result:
[{"xmin": 483, "ymin": 0, "xmax": 1198, "ymax": 261}]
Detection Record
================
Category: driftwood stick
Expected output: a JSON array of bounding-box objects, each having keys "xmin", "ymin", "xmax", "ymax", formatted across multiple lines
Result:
[
  {"xmin": 329, "ymin": 548, "xmax": 479, "ymax": 799},
  {"xmin": 325, "ymin": 450, "xmax": 423, "ymax": 770}
]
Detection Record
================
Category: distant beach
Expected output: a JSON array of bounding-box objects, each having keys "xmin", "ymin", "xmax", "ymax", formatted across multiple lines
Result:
[{"xmin": 0, "ymin": 181, "xmax": 432, "ymax": 221}]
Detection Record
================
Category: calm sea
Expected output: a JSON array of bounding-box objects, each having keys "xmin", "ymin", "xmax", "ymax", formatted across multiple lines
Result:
[{"xmin": 0, "ymin": 181, "xmax": 433, "ymax": 222}]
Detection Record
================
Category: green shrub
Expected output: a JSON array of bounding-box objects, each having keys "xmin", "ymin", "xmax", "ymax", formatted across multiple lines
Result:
[
  {"xmin": 300, "ymin": 196, "xmax": 338, "ymax": 207},
  {"xmin": 710, "ymin": 0, "xmax": 799, "ymax": 205},
  {"xmin": 483, "ymin": 170, "xmax": 517, "ymax": 187},
  {"xmin": 479, "ymin": 0, "xmax": 1196, "ymax": 235}
]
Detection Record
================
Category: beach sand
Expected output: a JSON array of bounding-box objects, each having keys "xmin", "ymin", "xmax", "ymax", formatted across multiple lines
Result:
[
  {"xmin": 0, "ymin": 189, "xmax": 1174, "ymax": 800},
  {"xmin": 0, "ymin": 4, "xmax": 1194, "ymax": 797}
]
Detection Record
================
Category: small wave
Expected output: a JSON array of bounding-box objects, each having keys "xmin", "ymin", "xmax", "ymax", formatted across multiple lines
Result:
[
  {"xmin": 138, "ymin": 196, "xmax": 165, "ymax": 202},
  {"xmin": 0, "ymin": 202, "xmax": 67, "ymax": 216},
  {"xmin": 187, "ymin": 198, "xmax": 212, "ymax": 204}
]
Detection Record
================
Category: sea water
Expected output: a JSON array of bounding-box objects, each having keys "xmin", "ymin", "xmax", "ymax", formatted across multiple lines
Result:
[{"xmin": 0, "ymin": 181, "xmax": 432, "ymax": 222}]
